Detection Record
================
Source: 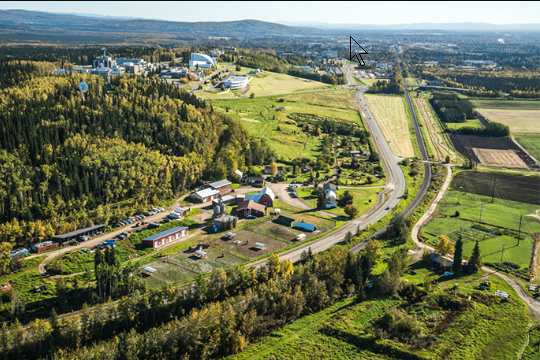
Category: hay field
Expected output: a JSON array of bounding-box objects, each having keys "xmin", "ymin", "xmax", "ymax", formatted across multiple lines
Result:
[
  {"xmin": 472, "ymin": 148, "xmax": 528, "ymax": 168},
  {"xmin": 414, "ymin": 96, "xmax": 461, "ymax": 163},
  {"xmin": 365, "ymin": 94, "xmax": 414, "ymax": 157},
  {"xmin": 476, "ymin": 108, "xmax": 540, "ymax": 134}
]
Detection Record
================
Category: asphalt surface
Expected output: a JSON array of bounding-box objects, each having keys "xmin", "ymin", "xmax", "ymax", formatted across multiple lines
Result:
[{"xmin": 397, "ymin": 59, "xmax": 432, "ymax": 219}]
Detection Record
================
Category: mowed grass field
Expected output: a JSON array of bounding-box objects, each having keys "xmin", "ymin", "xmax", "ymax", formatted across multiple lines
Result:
[
  {"xmin": 228, "ymin": 271, "xmax": 531, "ymax": 360},
  {"xmin": 515, "ymin": 134, "xmax": 540, "ymax": 161},
  {"xmin": 199, "ymin": 69, "xmax": 328, "ymax": 99},
  {"xmin": 365, "ymin": 94, "xmax": 415, "ymax": 158},
  {"xmin": 212, "ymin": 88, "xmax": 363, "ymax": 160}
]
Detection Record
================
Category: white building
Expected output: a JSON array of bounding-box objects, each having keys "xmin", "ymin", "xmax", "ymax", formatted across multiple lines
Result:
[
  {"xmin": 222, "ymin": 75, "xmax": 249, "ymax": 90},
  {"xmin": 189, "ymin": 53, "xmax": 216, "ymax": 69}
]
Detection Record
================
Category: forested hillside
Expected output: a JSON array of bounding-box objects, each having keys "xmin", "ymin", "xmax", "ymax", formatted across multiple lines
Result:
[{"xmin": 0, "ymin": 61, "xmax": 272, "ymax": 247}]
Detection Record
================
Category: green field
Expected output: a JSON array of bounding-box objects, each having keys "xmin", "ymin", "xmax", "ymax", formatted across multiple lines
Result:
[
  {"xmin": 296, "ymin": 187, "xmax": 380, "ymax": 218},
  {"xmin": 515, "ymin": 134, "xmax": 540, "ymax": 162},
  {"xmin": 212, "ymin": 88, "xmax": 363, "ymax": 160},
  {"xmin": 228, "ymin": 269, "xmax": 532, "ymax": 360},
  {"xmin": 199, "ymin": 68, "xmax": 328, "ymax": 99},
  {"xmin": 445, "ymin": 119, "xmax": 484, "ymax": 130},
  {"xmin": 451, "ymin": 170, "xmax": 540, "ymax": 205},
  {"xmin": 421, "ymin": 189, "xmax": 540, "ymax": 269}
]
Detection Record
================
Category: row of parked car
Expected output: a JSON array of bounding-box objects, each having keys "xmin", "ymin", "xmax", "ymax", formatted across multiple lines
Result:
[{"xmin": 115, "ymin": 207, "xmax": 165, "ymax": 227}]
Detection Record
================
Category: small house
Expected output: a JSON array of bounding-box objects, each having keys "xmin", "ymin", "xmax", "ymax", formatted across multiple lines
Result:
[
  {"xmin": 236, "ymin": 200, "xmax": 266, "ymax": 218},
  {"xmin": 209, "ymin": 179, "xmax": 233, "ymax": 195},
  {"xmin": 192, "ymin": 188, "xmax": 220, "ymax": 203},
  {"xmin": 142, "ymin": 226, "xmax": 188, "ymax": 249}
]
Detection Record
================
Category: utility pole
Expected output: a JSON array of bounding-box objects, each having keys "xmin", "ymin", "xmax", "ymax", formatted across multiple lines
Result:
[
  {"xmin": 490, "ymin": 177, "xmax": 496, "ymax": 203},
  {"xmin": 478, "ymin": 202, "xmax": 484, "ymax": 224}
]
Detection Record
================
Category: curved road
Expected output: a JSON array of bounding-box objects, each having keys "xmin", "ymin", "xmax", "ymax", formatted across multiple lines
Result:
[{"xmin": 253, "ymin": 78, "xmax": 407, "ymax": 266}]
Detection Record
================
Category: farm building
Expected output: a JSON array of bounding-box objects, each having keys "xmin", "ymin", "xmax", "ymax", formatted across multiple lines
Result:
[
  {"xmin": 212, "ymin": 214, "xmax": 238, "ymax": 232},
  {"xmin": 53, "ymin": 224, "xmax": 105, "ymax": 243},
  {"xmin": 293, "ymin": 221, "xmax": 317, "ymax": 232},
  {"xmin": 429, "ymin": 252, "xmax": 453, "ymax": 270},
  {"xmin": 33, "ymin": 241, "xmax": 59, "ymax": 254},
  {"xmin": 192, "ymin": 188, "xmax": 220, "ymax": 203},
  {"xmin": 209, "ymin": 179, "xmax": 233, "ymax": 195},
  {"xmin": 236, "ymin": 200, "xmax": 266, "ymax": 218},
  {"xmin": 142, "ymin": 226, "xmax": 188, "ymax": 249},
  {"xmin": 322, "ymin": 183, "xmax": 337, "ymax": 209},
  {"xmin": 246, "ymin": 187, "xmax": 275, "ymax": 207}
]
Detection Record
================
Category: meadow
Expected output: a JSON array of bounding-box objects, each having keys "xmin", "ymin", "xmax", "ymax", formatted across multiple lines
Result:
[
  {"xmin": 421, "ymin": 189, "xmax": 540, "ymax": 269},
  {"xmin": 212, "ymin": 88, "xmax": 363, "ymax": 160},
  {"xmin": 365, "ymin": 94, "xmax": 415, "ymax": 158}
]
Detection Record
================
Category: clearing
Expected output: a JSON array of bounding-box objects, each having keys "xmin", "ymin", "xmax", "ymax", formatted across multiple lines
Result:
[{"xmin": 365, "ymin": 94, "xmax": 415, "ymax": 158}]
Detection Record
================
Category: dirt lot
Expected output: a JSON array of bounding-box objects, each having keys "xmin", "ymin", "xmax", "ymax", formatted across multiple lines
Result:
[
  {"xmin": 451, "ymin": 134, "xmax": 535, "ymax": 168},
  {"xmin": 472, "ymin": 148, "xmax": 528, "ymax": 168},
  {"xmin": 142, "ymin": 246, "xmax": 245, "ymax": 288},
  {"xmin": 219, "ymin": 230, "xmax": 287, "ymax": 258}
]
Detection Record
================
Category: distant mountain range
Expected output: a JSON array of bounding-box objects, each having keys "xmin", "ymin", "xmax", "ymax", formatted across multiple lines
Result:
[
  {"xmin": 1, "ymin": 9, "xmax": 539, "ymax": 45},
  {"xmin": 0, "ymin": 9, "xmax": 323, "ymax": 44}
]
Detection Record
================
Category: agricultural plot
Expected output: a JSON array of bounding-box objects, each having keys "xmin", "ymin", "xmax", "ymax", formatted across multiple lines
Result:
[
  {"xmin": 445, "ymin": 119, "xmax": 484, "ymax": 130},
  {"xmin": 365, "ymin": 94, "xmax": 415, "ymax": 158},
  {"xmin": 472, "ymin": 148, "xmax": 527, "ymax": 168},
  {"xmin": 450, "ymin": 134, "xmax": 535, "ymax": 168},
  {"xmin": 421, "ymin": 189, "xmax": 540, "ymax": 271},
  {"xmin": 451, "ymin": 171, "xmax": 540, "ymax": 205},
  {"xmin": 476, "ymin": 108, "xmax": 540, "ymax": 134},
  {"xmin": 142, "ymin": 246, "xmax": 245, "ymax": 288},
  {"xmin": 414, "ymin": 96, "xmax": 461, "ymax": 163},
  {"xmin": 472, "ymin": 99, "xmax": 540, "ymax": 163}
]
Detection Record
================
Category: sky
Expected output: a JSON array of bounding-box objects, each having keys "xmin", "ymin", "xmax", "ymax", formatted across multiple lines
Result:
[{"xmin": 1, "ymin": 1, "xmax": 539, "ymax": 25}]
